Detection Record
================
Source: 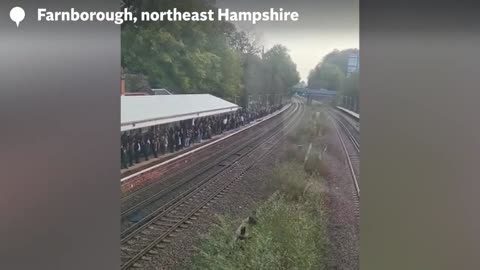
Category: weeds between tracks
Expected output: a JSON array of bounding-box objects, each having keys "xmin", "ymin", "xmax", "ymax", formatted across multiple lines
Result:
[{"xmin": 191, "ymin": 104, "xmax": 332, "ymax": 270}]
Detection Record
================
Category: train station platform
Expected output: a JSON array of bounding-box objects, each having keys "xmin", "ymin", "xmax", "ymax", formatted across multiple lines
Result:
[
  {"xmin": 121, "ymin": 94, "xmax": 241, "ymax": 176},
  {"xmin": 121, "ymin": 124, "xmax": 241, "ymax": 178},
  {"xmin": 120, "ymin": 94, "xmax": 289, "ymax": 179},
  {"xmin": 120, "ymin": 102, "xmax": 291, "ymax": 181},
  {"xmin": 337, "ymin": 106, "xmax": 360, "ymax": 120}
]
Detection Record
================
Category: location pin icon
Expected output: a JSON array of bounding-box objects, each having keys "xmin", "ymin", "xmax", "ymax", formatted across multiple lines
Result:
[{"xmin": 10, "ymin": 7, "xmax": 25, "ymax": 28}]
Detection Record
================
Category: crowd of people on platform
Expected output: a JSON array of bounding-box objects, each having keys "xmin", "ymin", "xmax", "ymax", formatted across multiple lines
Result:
[{"xmin": 120, "ymin": 105, "xmax": 283, "ymax": 169}]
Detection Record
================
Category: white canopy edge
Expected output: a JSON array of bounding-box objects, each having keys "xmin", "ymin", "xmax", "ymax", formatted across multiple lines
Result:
[{"xmin": 121, "ymin": 106, "xmax": 239, "ymax": 131}]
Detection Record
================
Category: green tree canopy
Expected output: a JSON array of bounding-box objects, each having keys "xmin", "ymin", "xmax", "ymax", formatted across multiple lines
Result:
[
  {"xmin": 307, "ymin": 62, "xmax": 345, "ymax": 91},
  {"xmin": 342, "ymin": 71, "xmax": 359, "ymax": 96},
  {"xmin": 322, "ymin": 48, "xmax": 359, "ymax": 75},
  {"xmin": 263, "ymin": 45, "xmax": 300, "ymax": 103},
  {"xmin": 122, "ymin": 0, "xmax": 300, "ymax": 106},
  {"xmin": 307, "ymin": 48, "xmax": 359, "ymax": 99}
]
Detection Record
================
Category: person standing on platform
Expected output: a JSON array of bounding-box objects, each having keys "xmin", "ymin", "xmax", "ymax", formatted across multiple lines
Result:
[
  {"xmin": 193, "ymin": 127, "xmax": 198, "ymax": 144},
  {"xmin": 121, "ymin": 145, "xmax": 129, "ymax": 169},
  {"xmin": 206, "ymin": 124, "xmax": 211, "ymax": 139},
  {"xmin": 151, "ymin": 136, "xmax": 158, "ymax": 158},
  {"xmin": 160, "ymin": 134, "xmax": 166, "ymax": 155},
  {"xmin": 185, "ymin": 129, "xmax": 190, "ymax": 147},
  {"xmin": 143, "ymin": 138, "xmax": 150, "ymax": 161},
  {"xmin": 127, "ymin": 142, "xmax": 134, "ymax": 167},
  {"xmin": 134, "ymin": 140, "xmax": 141, "ymax": 164},
  {"xmin": 175, "ymin": 130, "xmax": 181, "ymax": 151},
  {"xmin": 169, "ymin": 130, "xmax": 174, "ymax": 153},
  {"xmin": 223, "ymin": 116, "xmax": 228, "ymax": 133},
  {"xmin": 121, "ymin": 133, "xmax": 127, "ymax": 147},
  {"xmin": 181, "ymin": 128, "xmax": 187, "ymax": 148}
]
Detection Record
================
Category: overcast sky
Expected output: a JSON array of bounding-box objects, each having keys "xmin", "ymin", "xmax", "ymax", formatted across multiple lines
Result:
[{"xmin": 216, "ymin": 0, "xmax": 359, "ymax": 82}]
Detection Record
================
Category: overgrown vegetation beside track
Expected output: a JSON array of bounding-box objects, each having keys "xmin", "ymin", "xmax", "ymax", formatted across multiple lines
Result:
[{"xmin": 190, "ymin": 104, "xmax": 333, "ymax": 270}]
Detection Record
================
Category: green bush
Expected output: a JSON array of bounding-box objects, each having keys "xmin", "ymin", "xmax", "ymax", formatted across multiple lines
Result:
[{"xmin": 191, "ymin": 195, "xmax": 328, "ymax": 270}]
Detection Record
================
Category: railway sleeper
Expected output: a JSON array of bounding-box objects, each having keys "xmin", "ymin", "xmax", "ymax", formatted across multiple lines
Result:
[
  {"xmin": 148, "ymin": 226, "xmax": 166, "ymax": 231},
  {"xmin": 140, "ymin": 230, "xmax": 152, "ymax": 235},
  {"xmin": 168, "ymin": 215, "xmax": 187, "ymax": 219},
  {"xmin": 160, "ymin": 218, "xmax": 182, "ymax": 223},
  {"xmin": 154, "ymin": 222, "xmax": 174, "ymax": 227}
]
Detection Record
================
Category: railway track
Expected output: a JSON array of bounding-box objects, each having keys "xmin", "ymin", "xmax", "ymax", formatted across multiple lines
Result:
[
  {"xmin": 120, "ymin": 100, "xmax": 305, "ymax": 269},
  {"xmin": 121, "ymin": 104, "xmax": 292, "ymax": 195},
  {"xmin": 331, "ymin": 109, "xmax": 359, "ymax": 153},
  {"xmin": 120, "ymin": 102, "xmax": 299, "ymax": 235},
  {"xmin": 328, "ymin": 108, "xmax": 360, "ymax": 217}
]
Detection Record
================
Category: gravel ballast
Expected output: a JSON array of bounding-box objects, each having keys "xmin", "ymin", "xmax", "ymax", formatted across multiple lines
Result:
[
  {"xmin": 322, "ymin": 117, "xmax": 360, "ymax": 270},
  {"xmin": 139, "ymin": 138, "xmax": 285, "ymax": 270},
  {"xmin": 128, "ymin": 105, "xmax": 360, "ymax": 270}
]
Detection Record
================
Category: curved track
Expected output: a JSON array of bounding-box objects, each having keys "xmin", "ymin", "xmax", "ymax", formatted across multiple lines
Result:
[
  {"xmin": 120, "ymin": 102, "xmax": 297, "ymax": 236},
  {"xmin": 328, "ymin": 108, "xmax": 360, "ymax": 217},
  {"xmin": 330, "ymin": 109, "xmax": 359, "ymax": 153},
  {"xmin": 120, "ymin": 100, "xmax": 305, "ymax": 269}
]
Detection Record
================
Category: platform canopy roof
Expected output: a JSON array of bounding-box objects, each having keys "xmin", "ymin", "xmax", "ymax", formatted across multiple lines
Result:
[{"xmin": 121, "ymin": 94, "xmax": 239, "ymax": 131}]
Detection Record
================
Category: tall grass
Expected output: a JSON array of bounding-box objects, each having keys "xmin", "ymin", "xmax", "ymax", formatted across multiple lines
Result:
[
  {"xmin": 272, "ymin": 162, "xmax": 309, "ymax": 201},
  {"xmin": 190, "ymin": 107, "xmax": 332, "ymax": 270},
  {"xmin": 191, "ymin": 163, "xmax": 329, "ymax": 270},
  {"xmin": 304, "ymin": 153, "xmax": 330, "ymax": 178},
  {"xmin": 191, "ymin": 195, "xmax": 328, "ymax": 270}
]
